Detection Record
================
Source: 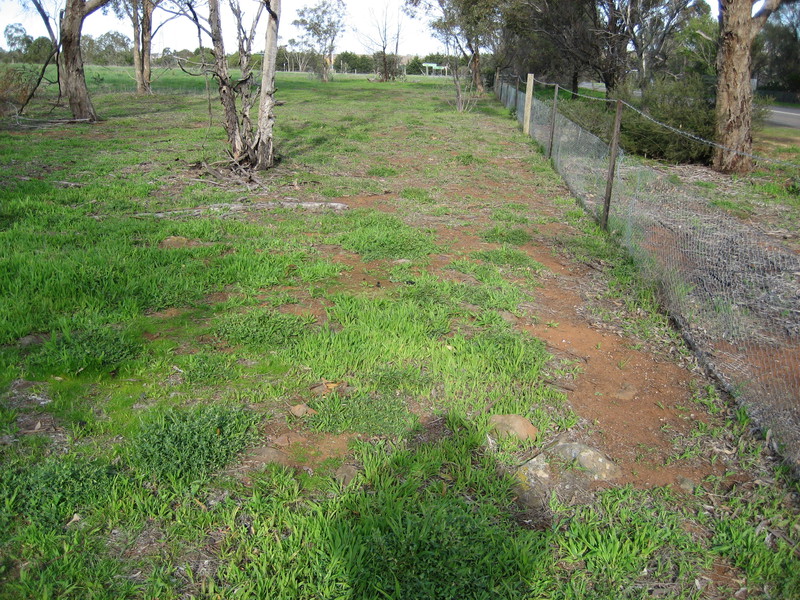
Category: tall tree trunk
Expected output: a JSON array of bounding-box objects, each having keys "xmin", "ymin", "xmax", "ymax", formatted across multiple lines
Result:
[
  {"xmin": 60, "ymin": 0, "xmax": 98, "ymax": 121},
  {"xmin": 131, "ymin": 0, "xmax": 145, "ymax": 93},
  {"xmin": 255, "ymin": 0, "xmax": 281, "ymax": 170},
  {"xmin": 471, "ymin": 46, "xmax": 484, "ymax": 94},
  {"xmin": 714, "ymin": 0, "xmax": 782, "ymax": 173},
  {"xmin": 140, "ymin": 0, "xmax": 155, "ymax": 94},
  {"xmin": 208, "ymin": 0, "xmax": 245, "ymax": 159},
  {"xmin": 571, "ymin": 68, "xmax": 579, "ymax": 98}
]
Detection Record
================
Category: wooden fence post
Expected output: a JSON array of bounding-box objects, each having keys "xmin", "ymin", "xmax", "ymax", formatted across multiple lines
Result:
[
  {"xmin": 523, "ymin": 74, "xmax": 534, "ymax": 136},
  {"xmin": 601, "ymin": 99, "xmax": 624, "ymax": 231},
  {"xmin": 547, "ymin": 84, "xmax": 559, "ymax": 159}
]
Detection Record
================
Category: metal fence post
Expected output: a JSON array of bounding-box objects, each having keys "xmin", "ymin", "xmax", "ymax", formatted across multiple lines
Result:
[
  {"xmin": 523, "ymin": 74, "xmax": 534, "ymax": 136},
  {"xmin": 601, "ymin": 99, "xmax": 624, "ymax": 231},
  {"xmin": 547, "ymin": 84, "xmax": 559, "ymax": 159}
]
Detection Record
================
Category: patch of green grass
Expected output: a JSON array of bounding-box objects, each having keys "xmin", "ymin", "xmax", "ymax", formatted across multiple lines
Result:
[
  {"xmin": 24, "ymin": 322, "xmax": 142, "ymax": 377},
  {"xmin": 480, "ymin": 226, "xmax": 533, "ymax": 246},
  {"xmin": 336, "ymin": 210, "xmax": 438, "ymax": 260},
  {"xmin": 711, "ymin": 198, "xmax": 755, "ymax": 218},
  {"xmin": 215, "ymin": 309, "xmax": 315, "ymax": 349},
  {"xmin": 308, "ymin": 390, "xmax": 416, "ymax": 437},
  {"xmin": 128, "ymin": 404, "xmax": 258, "ymax": 483},
  {"xmin": 472, "ymin": 245, "xmax": 545, "ymax": 271},
  {"xmin": 491, "ymin": 208, "xmax": 529, "ymax": 224},
  {"xmin": 367, "ymin": 166, "xmax": 398, "ymax": 177},
  {"xmin": 1, "ymin": 454, "xmax": 118, "ymax": 528},
  {"xmin": 400, "ymin": 187, "xmax": 435, "ymax": 203}
]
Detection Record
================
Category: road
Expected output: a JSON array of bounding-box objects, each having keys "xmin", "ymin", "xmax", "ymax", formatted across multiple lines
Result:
[{"xmin": 765, "ymin": 106, "xmax": 800, "ymax": 129}]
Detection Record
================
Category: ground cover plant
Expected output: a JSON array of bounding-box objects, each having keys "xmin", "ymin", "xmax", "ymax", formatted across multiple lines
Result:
[{"xmin": 0, "ymin": 73, "xmax": 798, "ymax": 599}]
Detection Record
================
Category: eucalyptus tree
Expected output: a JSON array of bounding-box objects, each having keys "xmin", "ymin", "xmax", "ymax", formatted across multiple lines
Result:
[
  {"xmin": 292, "ymin": 0, "xmax": 345, "ymax": 82},
  {"xmin": 714, "ymin": 0, "xmax": 784, "ymax": 173},
  {"xmin": 406, "ymin": 0, "xmax": 503, "ymax": 93}
]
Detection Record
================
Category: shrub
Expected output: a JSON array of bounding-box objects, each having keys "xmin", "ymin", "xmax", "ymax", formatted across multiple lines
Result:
[{"xmin": 619, "ymin": 75, "xmax": 716, "ymax": 164}]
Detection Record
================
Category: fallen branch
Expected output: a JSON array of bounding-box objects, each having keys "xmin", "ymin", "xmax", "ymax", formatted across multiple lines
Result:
[{"xmin": 91, "ymin": 200, "xmax": 350, "ymax": 220}]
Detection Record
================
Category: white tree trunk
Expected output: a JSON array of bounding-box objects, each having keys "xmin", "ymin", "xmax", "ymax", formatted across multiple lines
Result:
[{"xmin": 255, "ymin": 0, "xmax": 281, "ymax": 170}]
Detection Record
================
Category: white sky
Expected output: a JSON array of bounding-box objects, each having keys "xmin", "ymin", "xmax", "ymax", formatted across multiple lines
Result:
[
  {"xmin": 0, "ymin": 0, "xmax": 723, "ymax": 57},
  {"xmin": 0, "ymin": 0, "xmax": 449, "ymax": 56}
]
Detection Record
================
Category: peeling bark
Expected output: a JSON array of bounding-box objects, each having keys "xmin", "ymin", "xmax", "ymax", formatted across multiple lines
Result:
[{"xmin": 714, "ymin": 0, "xmax": 782, "ymax": 173}]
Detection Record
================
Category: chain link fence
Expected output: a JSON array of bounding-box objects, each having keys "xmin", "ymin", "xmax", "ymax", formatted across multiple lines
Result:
[{"xmin": 496, "ymin": 76, "xmax": 800, "ymax": 473}]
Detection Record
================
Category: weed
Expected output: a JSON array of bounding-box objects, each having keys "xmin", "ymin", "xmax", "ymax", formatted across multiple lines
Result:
[
  {"xmin": 400, "ymin": 187, "xmax": 435, "ymax": 204},
  {"xmin": 480, "ymin": 226, "xmax": 533, "ymax": 246},
  {"xmin": 25, "ymin": 322, "xmax": 142, "ymax": 377},
  {"xmin": 367, "ymin": 166, "xmax": 398, "ymax": 177},
  {"xmin": 129, "ymin": 404, "xmax": 258, "ymax": 483},
  {"xmin": 215, "ymin": 309, "xmax": 315, "ymax": 349}
]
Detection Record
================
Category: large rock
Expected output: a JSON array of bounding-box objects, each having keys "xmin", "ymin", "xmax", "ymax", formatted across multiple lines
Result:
[
  {"xmin": 514, "ymin": 454, "xmax": 552, "ymax": 510},
  {"xmin": 489, "ymin": 414, "xmax": 539, "ymax": 442},
  {"xmin": 549, "ymin": 442, "xmax": 621, "ymax": 481}
]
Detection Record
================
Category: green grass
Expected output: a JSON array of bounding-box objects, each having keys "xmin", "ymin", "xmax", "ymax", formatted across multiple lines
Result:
[{"xmin": 0, "ymin": 70, "xmax": 797, "ymax": 600}]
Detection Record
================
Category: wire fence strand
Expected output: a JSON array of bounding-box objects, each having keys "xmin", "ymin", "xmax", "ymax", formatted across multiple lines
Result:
[{"xmin": 496, "ymin": 75, "xmax": 800, "ymax": 473}]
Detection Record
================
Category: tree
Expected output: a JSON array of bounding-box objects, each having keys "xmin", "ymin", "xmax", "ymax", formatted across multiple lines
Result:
[
  {"xmin": 293, "ymin": 0, "xmax": 345, "ymax": 82},
  {"xmin": 754, "ymin": 4, "xmax": 800, "ymax": 90},
  {"xmin": 507, "ymin": 0, "xmax": 632, "ymax": 96},
  {"xmin": 714, "ymin": 0, "xmax": 783, "ymax": 173},
  {"xmin": 123, "ymin": 0, "xmax": 168, "ymax": 94},
  {"xmin": 361, "ymin": 2, "xmax": 403, "ymax": 81},
  {"xmin": 406, "ymin": 0, "xmax": 502, "ymax": 93},
  {"xmin": 628, "ymin": 0, "xmax": 705, "ymax": 87},
  {"xmin": 60, "ymin": 0, "xmax": 119, "ymax": 120},
  {"xmin": 4, "ymin": 24, "xmax": 34, "ymax": 59},
  {"xmin": 181, "ymin": 0, "xmax": 280, "ymax": 168}
]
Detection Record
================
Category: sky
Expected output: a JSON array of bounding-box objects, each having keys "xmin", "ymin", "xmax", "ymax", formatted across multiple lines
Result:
[
  {"xmin": 0, "ymin": 0, "xmax": 723, "ymax": 57},
  {"xmin": 0, "ymin": 0, "xmax": 449, "ymax": 56}
]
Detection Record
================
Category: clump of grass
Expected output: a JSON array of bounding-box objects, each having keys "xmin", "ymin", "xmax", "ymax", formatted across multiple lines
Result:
[
  {"xmin": 179, "ymin": 352, "xmax": 239, "ymax": 384},
  {"xmin": 1, "ymin": 455, "xmax": 117, "ymax": 527},
  {"xmin": 215, "ymin": 308, "xmax": 315, "ymax": 349},
  {"xmin": 337, "ymin": 210, "xmax": 438, "ymax": 260},
  {"xmin": 129, "ymin": 404, "xmax": 258, "ymax": 483},
  {"xmin": 367, "ymin": 166, "xmax": 398, "ymax": 177},
  {"xmin": 25, "ymin": 322, "xmax": 142, "ymax": 377},
  {"xmin": 491, "ymin": 208, "xmax": 529, "ymax": 224},
  {"xmin": 472, "ymin": 246, "xmax": 544, "ymax": 271},
  {"xmin": 400, "ymin": 187, "xmax": 435, "ymax": 204},
  {"xmin": 480, "ymin": 226, "xmax": 533, "ymax": 246},
  {"xmin": 308, "ymin": 390, "xmax": 416, "ymax": 437}
]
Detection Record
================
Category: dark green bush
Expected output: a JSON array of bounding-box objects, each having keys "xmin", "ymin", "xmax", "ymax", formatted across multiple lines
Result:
[{"xmin": 619, "ymin": 75, "xmax": 716, "ymax": 164}]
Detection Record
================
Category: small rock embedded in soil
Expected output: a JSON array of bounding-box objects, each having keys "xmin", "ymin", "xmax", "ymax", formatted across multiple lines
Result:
[
  {"xmin": 549, "ymin": 442, "xmax": 622, "ymax": 480},
  {"xmin": 489, "ymin": 414, "xmax": 539, "ymax": 441},
  {"xmin": 676, "ymin": 476, "xmax": 696, "ymax": 493},
  {"xmin": 289, "ymin": 404, "xmax": 317, "ymax": 418},
  {"xmin": 158, "ymin": 236, "xmax": 193, "ymax": 249},
  {"xmin": 273, "ymin": 433, "xmax": 307, "ymax": 448},
  {"xmin": 334, "ymin": 464, "xmax": 359, "ymax": 487}
]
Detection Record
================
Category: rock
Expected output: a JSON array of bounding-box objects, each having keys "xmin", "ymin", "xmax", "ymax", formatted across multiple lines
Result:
[
  {"xmin": 17, "ymin": 334, "xmax": 48, "ymax": 348},
  {"xmin": 273, "ymin": 433, "xmax": 307, "ymax": 448},
  {"xmin": 289, "ymin": 404, "xmax": 317, "ymax": 418},
  {"xmin": 489, "ymin": 414, "xmax": 539, "ymax": 442},
  {"xmin": 334, "ymin": 465, "xmax": 359, "ymax": 487},
  {"xmin": 612, "ymin": 383, "xmax": 638, "ymax": 401},
  {"xmin": 159, "ymin": 236, "xmax": 191, "ymax": 249},
  {"xmin": 514, "ymin": 454, "xmax": 552, "ymax": 511},
  {"xmin": 247, "ymin": 446, "xmax": 290, "ymax": 466},
  {"xmin": 676, "ymin": 476, "xmax": 696, "ymax": 493},
  {"xmin": 549, "ymin": 442, "xmax": 621, "ymax": 480}
]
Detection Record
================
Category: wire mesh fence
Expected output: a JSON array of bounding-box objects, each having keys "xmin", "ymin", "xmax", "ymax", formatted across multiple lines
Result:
[{"xmin": 496, "ymin": 76, "xmax": 800, "ymax": 473}]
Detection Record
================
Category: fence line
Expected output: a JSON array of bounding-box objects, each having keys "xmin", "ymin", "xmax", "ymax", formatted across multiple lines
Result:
[{"xmin": 495, "ymin": 75, "xmax": 800, "ymax": 474}]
